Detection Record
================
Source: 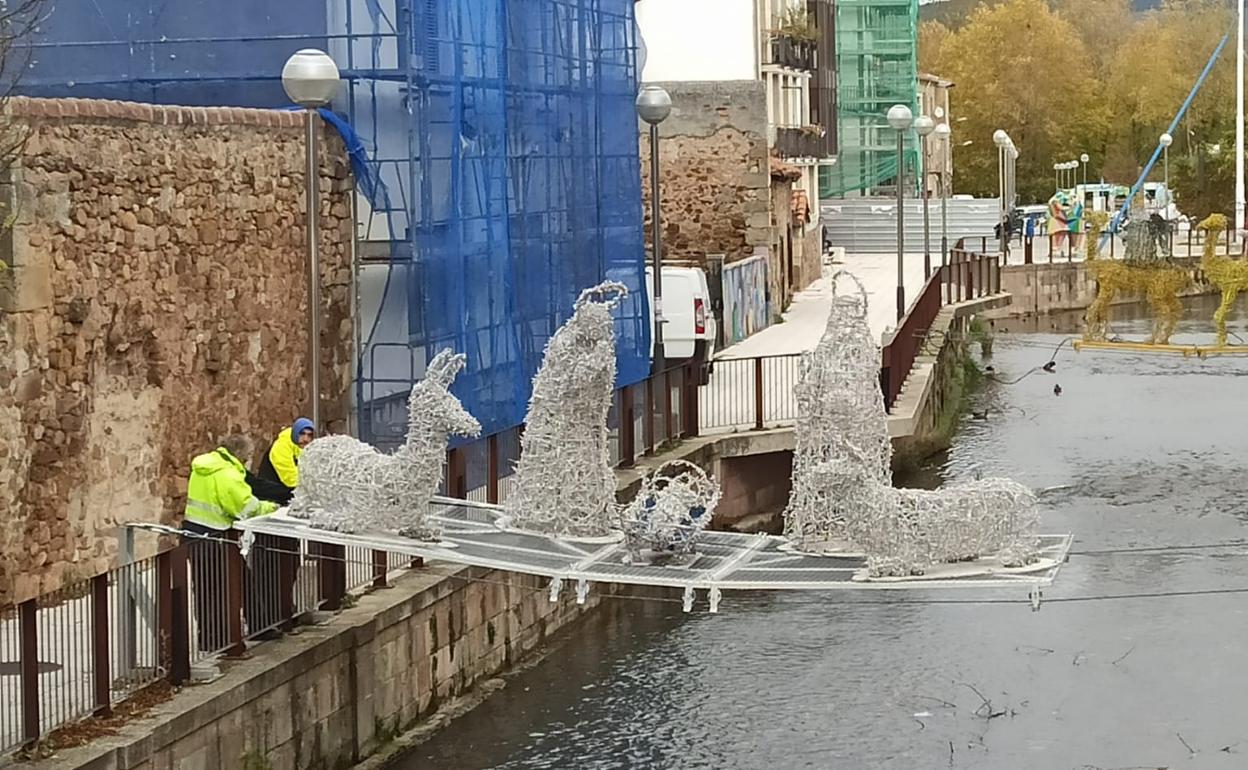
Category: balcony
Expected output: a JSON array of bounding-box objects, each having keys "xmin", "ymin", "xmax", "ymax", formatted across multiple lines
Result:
[
  {"xmin": 766, "ymin": 34, "xmax": 816, "ymax": 72},
  {"xmin": 776, "ymin": 126, "xmax": 832, "ymax": 160}
]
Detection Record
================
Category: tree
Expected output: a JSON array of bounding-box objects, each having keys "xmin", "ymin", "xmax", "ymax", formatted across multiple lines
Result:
[{"xmin": 933, "ymin": 0, "xmax": 1112, "ymax": 202}]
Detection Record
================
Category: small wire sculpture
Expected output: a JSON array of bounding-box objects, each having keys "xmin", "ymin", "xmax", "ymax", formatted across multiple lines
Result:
[
  {"xmin": 289, "ymin": 349, "xmax": 481, "ymax": 541},
  {"xmin": 504, "ymin": 282, "xmax": 627, "ymax": 538},
  {"xmin": 619, "ymin": 460, "xmax": 720, "ymax": 566},
  {"xmin": 783, "ymin": 271, "xmax": 1039, "ymax": 576}
]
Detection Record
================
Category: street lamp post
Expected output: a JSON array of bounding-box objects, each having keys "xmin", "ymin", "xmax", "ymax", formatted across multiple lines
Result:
[
  {"xmin": 934, "ymin": 122, "xmax": 951, "ymax": 270},
  {"xmin": 888, "ymin": 104, "xmax": 913, "ymax": 321},
  {"xmin": 1053, "ymin": 162, "xmax": 1060, "ymax": 193},
  {"xmin": 282, "ymin": 49, "xmax": 341, "ymax": 431},
  {"xmin": 637, "ymin": 85, "xmax": 673, "ymax": 373},
  {"xmin": 994, "ymin": 129, "xmax": 1010, "ymax": 258},
  {"xmin": 1160, "ymin": 132, "xmax": 1174, "ymax": 255},
  {"xmin": 915, "ymin": 115, "xmax": 935, "ymax": 279}
]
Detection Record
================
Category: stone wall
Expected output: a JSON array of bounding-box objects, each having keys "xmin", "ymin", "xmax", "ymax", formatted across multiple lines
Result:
[
  {"xmin": 638, "ymin": 81, "xmax": 772, "ymax": 267},
  {"xmin": 0, "ymin": 97, "xmax": 354, "ymax": 606},
  {"xmin": 997, "ymin": 260, "xmax": 1213, "ymax": 317},
  {"xmin": 32, "ymin": 565, "xmax": 616, "ymax": 770}
]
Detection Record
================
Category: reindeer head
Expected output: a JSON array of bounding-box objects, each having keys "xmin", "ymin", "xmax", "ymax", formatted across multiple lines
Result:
[{"xmin": 407, "ymin": 349, "xmax": 482, "ymax": 442}]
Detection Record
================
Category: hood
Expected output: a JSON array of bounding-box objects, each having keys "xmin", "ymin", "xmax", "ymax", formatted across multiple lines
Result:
[
  {"xmin": 191, "ymin": 449, "xmax": 243, "ymax": 477},
  {"xmin": 292, "ymin": 417, "xmax": 315, "ymax": 439}
]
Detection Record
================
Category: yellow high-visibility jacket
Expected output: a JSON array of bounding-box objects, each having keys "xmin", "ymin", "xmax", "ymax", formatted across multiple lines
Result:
[
  {"xmin": 264, "ymin": 427, "xmax": 303, "ymax": 488},
  {"xmin": 184, "ymin": 448, "xmax": 277, "ymax": 530}
]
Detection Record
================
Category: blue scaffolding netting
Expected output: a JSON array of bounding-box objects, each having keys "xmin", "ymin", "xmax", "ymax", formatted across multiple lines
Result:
[{"xmin": 23, "ymin": 0, "xmax": 651, "ymax": 448}]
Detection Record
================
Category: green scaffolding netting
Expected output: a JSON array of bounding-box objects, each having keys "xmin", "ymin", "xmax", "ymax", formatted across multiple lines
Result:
[{"xmin": 823, "ymin": 0, "xmax": 919, "ymax": 198}]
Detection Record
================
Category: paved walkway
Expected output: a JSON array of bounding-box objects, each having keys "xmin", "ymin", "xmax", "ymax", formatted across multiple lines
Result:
[{"xmin": 718, "ymin": 251, "xmax": 931, "ymax": 358}]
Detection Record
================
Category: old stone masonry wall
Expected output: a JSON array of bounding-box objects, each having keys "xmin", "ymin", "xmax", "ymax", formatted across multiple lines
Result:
[{"xmin": 0, "ymin": 97, "xmax": 354, "ymax": 605}]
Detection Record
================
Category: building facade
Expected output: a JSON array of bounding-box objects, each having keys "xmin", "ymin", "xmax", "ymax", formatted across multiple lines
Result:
[
  {"xmin": 635, "ymin": 0, "xmax": 835, "ymax": 321},
  {"xmin": 20, "ymin": 0, "xmax": 654, "ymax": 447}
]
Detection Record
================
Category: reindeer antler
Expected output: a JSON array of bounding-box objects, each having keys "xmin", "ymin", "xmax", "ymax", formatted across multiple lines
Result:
[
  {"xmin": 575, "ymin": 280, "xmax": 629, "ymax": 311},
  {"xmin": 424, "ymin": 348, "xmax": 467, "ymax": 388}
]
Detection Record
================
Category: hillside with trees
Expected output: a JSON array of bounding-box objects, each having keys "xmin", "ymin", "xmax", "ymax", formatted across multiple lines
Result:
[{"xmin": 921, "ymin": 0, "xmax": 1237, "ymax": 216}]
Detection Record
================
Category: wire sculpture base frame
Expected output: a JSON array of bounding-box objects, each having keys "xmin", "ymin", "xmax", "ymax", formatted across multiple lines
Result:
[
  {"xmin": 783, "ymin": 272, "xmax": 1041, "ymax": 577},
  {"xmin": 289, "ymin": 349, "xmax": 481, "ymax": 541}
]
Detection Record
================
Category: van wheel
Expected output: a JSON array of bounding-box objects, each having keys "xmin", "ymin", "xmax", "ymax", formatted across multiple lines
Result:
[{"xmin": 698, "ymin": 363, "xmax": 712, "ymax": 387}]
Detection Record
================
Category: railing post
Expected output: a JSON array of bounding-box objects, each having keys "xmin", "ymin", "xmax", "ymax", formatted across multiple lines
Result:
[
  {"xmin": 619, "ymin": 384, "xmax": 635, "ymax": 467},
  {"xmin": 315, "ymin": 543, "xmax": 347, "ymax": 611},
  {"xmin": 683, "ymin": 363, "xmax": 699, "ymax": 438},
  {"xmin": 663, "ymin": 369, "xmax": 674, "ymax": 442},
  {"xmin": 162, "ymin": 545, "xmax": 191, "ymax": 686},
  {"xmin": 277, "ymin": 538, "xmax": 298, "ymax": 630},
  {"xmin": 879, "ymin": 363, "xmax": 891, "ymax": 414},
  {"xmin": 446, "ymin": 447, "xmax": 467, "ymax": 499},
  {"xmin": 967, "ymin": 259, "xmax": 975, "ymax": 299},
  {"xmin": 371, "ymin": 549, "xmax": 388, "ymax": 589},
  {"xmin": 20, "ymin": 598, "xmax": 39, "ymax": 746},
  {"xmin": 91, "ymin": 574, "xmax": 112, "ymax": 716},
  {"xmin": 224, "ymin": 530, "xmax": 246, "ymax": 657},
  {"xmin": 753, "ymin": 357, "xmax": 765, "ymax": 431},
  {"xmin": 643, "ymin": 377, "xmax": 655, "ymax": 455},
  {"xmin": 486, "ymin": 433, "xmax": 500, "ymax": 504}
]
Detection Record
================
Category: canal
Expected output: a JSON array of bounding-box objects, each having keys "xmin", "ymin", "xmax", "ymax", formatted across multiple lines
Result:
[{"xmin": 406, "ymin": 296, "xmax": 1248, "ymax": 769}]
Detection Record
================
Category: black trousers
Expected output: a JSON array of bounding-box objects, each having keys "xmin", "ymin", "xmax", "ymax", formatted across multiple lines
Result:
[
  {"xmin": 243, "ymin": 534, "xmax": 299, "ymax": 635},
  {"xmin": 183, "ymin": 522, "xmax": 298, "ymax": 651},
  {"xmin": 183, "ymin": 520, "xmax": 232, "ymax": 654}
]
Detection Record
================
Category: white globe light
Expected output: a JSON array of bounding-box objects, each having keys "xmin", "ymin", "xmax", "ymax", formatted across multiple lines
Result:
[
  {"xmin": 933, "ymin": 123, "xmax": 951, "ymax": 140},
  {"xmin": 1159, "ymin": 132, "xmax": 1173, "ymax": 148},
  {"xmin": 914, "ymin": 115, "xmax": 936, "ymax": 136},
  {"xmin": 635, "ymin": 85, "xmax": 672, "ymax": 125},
  {"xmin": 886, "ymin": 104, "xmax": 913, "ymax": 130},
  {"xmin": 1080, "ymin": 153, "xmax": 1090, "ymax": 163},
  {"xmin": 992, "ymin": 129, "xmax": 1008, "ymax": 147},
  {"xmin": 282, "ymin": 49, "xmax": 340, "ymax": 108}
]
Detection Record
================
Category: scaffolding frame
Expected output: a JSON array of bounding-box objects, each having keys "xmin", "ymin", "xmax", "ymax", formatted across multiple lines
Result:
[
  {"xmin": 20, "ymin": 0, "xmax": 651, "ymax": 447},
  {"xmin": 821, "ymin": 0, "xmax": 919, "ymax": 198}
]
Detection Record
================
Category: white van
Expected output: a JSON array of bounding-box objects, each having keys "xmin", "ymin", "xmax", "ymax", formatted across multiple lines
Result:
[{"xmin": 644, "ymin": 265, "xmax": 717, "ymax": 384}]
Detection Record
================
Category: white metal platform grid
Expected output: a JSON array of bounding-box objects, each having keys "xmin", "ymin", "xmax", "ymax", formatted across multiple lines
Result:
[{"xmin": 234, "ymin": 499, "xmax": 1072, "ymax": 606}]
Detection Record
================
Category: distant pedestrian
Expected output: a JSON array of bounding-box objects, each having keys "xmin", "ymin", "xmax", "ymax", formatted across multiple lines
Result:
[
  {"xmin": 183, "ymin": 434, "xmax": 278, "ymax": 653},
  {"xmin": 256, "ymin": 417, "xmax": 315, "ymax": 505}
]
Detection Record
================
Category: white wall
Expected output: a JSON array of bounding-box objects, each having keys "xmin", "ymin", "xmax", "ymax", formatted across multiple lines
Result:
[{"xmin": 636, "ymin": 0, "xmax": 757, "ymax": 82}]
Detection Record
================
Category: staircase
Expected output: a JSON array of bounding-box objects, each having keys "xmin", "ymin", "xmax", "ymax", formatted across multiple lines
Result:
[{"xmin": 822, "ymin": 196, "xmax": 1002, "ymax": 253}]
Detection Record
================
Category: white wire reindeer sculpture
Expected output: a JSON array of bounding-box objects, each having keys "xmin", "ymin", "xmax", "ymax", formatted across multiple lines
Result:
[
  {"xmin": 290, "ymin": 349, "xmax": 481, "ymax": 541},
  {"xmin": 504, "ymin": 281, "xmax": 627, "ymax": 538},
  {"xmin": 783, "ymin": 271, "xmax": 1039, "ymax": 577}
]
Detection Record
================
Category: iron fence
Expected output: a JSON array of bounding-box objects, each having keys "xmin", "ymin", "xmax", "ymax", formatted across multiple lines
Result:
[
  {"xmin": 0, "ymin": 534, "xmax": 419, "ymax": 754},
  {"xmin": 881, "ymin": 241, "xmax": 1003, "ymax": 410}
]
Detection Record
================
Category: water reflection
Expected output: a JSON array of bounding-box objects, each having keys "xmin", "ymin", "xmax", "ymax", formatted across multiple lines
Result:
[{"xmin": 407, "ymin": 297, "xmax": 1248, "ymax": 769}]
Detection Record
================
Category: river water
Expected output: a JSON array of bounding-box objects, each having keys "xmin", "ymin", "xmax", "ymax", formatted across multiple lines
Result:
[{"xmin": 406, "ymin": 296, "xmax": 1248, "ymax": 770}]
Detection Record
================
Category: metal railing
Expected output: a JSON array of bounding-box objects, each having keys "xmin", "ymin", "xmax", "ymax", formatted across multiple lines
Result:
[
  {"xmin": 880, "ymin": 241, "xmax": 1002, "ymax": 410},
  {"xmin": 0, "ymin": 534, "xmax": 418, "ymax": 755},
  {"xmin": 765, "ymin": 34, "xmax": 816, "ymax": 71}
]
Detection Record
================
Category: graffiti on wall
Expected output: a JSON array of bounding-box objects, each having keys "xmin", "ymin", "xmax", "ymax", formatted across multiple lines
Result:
[{"xmin": 722, "ymin": 255, "xmax": 769, "ymax": 346}]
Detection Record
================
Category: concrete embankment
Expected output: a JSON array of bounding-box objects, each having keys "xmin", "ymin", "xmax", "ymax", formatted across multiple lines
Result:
[{"xmin": 996, "ymin": 260, "xmax": 1216, "ymax": 317}]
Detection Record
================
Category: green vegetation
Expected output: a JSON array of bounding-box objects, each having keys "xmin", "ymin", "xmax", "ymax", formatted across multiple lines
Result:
[
  {"xmin": 922, "ymin": 0, "xmax": 1237, "ymax": 218},
  {"xmin": 241, "ymin": 751, "xmax": 273, "ymax": 770}
]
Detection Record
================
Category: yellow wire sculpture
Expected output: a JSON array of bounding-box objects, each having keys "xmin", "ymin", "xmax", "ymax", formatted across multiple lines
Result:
[
  {"xmin": 1082, "ymin": 195, "xmax": 1189, "ymax": 345},
  {"xmin": 1196, "ymin": 213, "xmax": 1248, "ymax": 347}
]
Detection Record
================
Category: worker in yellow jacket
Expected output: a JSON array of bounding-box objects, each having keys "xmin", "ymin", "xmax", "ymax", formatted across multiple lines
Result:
[
  {"xmin": 256, "ymin": 417, "xmax": 315, "ymax": 504},
  {"xmin": 182, "ymin": 434, "xmax": 278, "ymax": 652}
]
